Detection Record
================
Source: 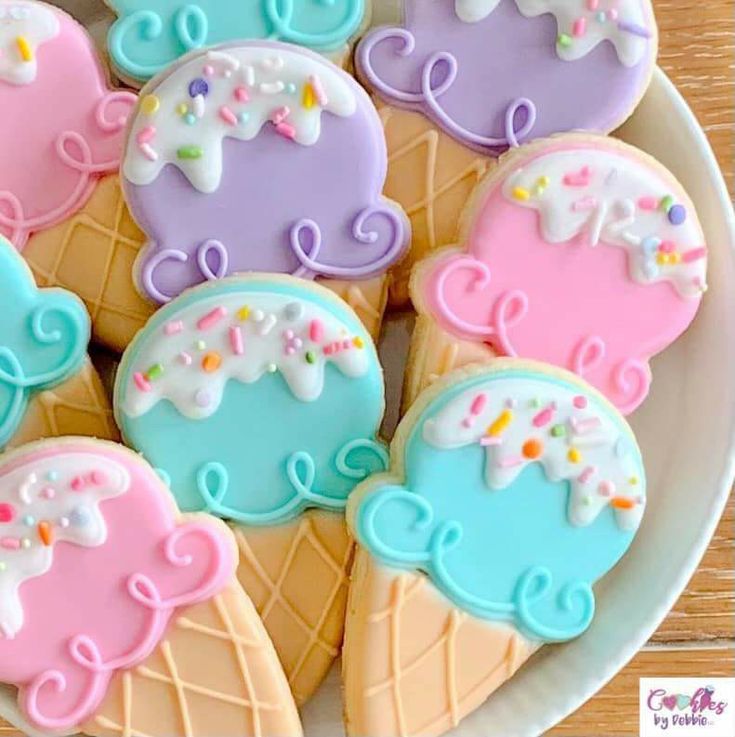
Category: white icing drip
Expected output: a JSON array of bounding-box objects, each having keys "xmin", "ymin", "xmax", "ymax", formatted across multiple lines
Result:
[
  {"xmin": 502, "ymin": 147, "xmax": 707, "ymax": 298},
  {"xmin": 0, "ymin": 1, "xmax": 59, "ymax": 86},
  {"xmin": 422, "ymin": 376, "xmax": 645, "ymax": 532},
  {"xmin": 0, "ymin": 453, "xmax": 130, "ymax": 639},
  {"xmin": 121, "ymin": 290, "xmax": 371, "ymax": 420},
  {"xmin": 123, "ymin": 45, "xmax": 358, "ymax": 194},
  {"xmin": 454, "ymin": 0, "xmax": 653, "ymax": 67}
]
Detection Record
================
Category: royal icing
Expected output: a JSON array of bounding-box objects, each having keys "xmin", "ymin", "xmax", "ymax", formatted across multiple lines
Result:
[
  {"xmin": 455, "ymin": 0, "xmax": 651, "ymax": 66},
  {"xmin": 421, "ymin": 136, "xmax": 706, "ymax": 414},
  {"xmin": 0, "ymin": 1, "xmax": 59, "ymax": 85},
  {"xmin": 123, "ymin": 40, "xmax": 409, "ymax": 305},
  {"xmin": 108, "ymin": 0, "xmax": 368, "ymax": 83},
  {"xmin": 115, "ymin": 277, "xmax": 387, "ymax": 525},
  {"xmin": 0, "ymin": 1, "xmax": 136, "ymax": 248},
  {"xmin": 0, "ymin": 440, "xmax": 234, "ymax": 731},
  {"xmin": 356, "ymin": 0, "xmax": 656, "ymax": 153},
  {"xmin": 0, "ymin": 237, "xmax": 90, "ymax": 448},
  {"xmin": 123, "ymin": 45, "xmax": 358, "ymax": 193},
  {"xmin": 354, "ymin": 365, "xmax": 645, "ymax": 642}
]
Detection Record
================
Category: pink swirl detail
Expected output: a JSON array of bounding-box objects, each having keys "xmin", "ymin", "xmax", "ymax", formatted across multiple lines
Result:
[
  {"xmin": 432, "ymin": 256, "xmax": 527, "ymax": 353},
  {"xmin": 570, "ymin": 336, "xmax": 607, "ymax": 377},
  {"xmin": 95, "ymin": 90, "xmax": 137, "ymax": 134},
  {"xmin": 612, "ymin": 359, "xmax": 651, "ymax": 414}
]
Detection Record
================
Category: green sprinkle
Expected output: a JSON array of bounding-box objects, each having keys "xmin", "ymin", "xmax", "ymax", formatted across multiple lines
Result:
[
  {"xmin": 550, "ymin": 424, "xmax": 566, "ymax": 438},
  {"xmin": 267, "ymin": 363, "xmax": 278, "ymax": 373},
  {"xmin": 195, "ymin": 340, "xmax": 206, "ymax": 351},
  {"xmin": 660, "ymin": 194, "xmax": 674, "ymax": 212},
  {"xmin": 305, "ymin": 351, "xmax": 316, "ymax": 364},
  {"xmin": 0, "ymin": 562, "xmax": 6, "ymax": 571},
  {"xmin": 146, "ymin": 363, "xmax": 164, "ymax": 380},
  {"xmin": 529, "ymin": 397, "xmax": 541, "ymax": 409},
  {"xmin": 557, "ymin": 33, "xmax": 572, "ymax": 48},
  {"xmin": 582, "ymin": 496, "xmax": 592, "ymax": 506},
  {"xmin": 177, "ymin": 145, "xmax": 203, "ymax": 160}
]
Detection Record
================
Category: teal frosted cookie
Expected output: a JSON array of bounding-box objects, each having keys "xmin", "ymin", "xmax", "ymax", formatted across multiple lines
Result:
[
  {"xmin": 107, "ymin": 0, "xmax": 369, "ymax": 85},
  {"xmin": 343, "ymin": 359, "xmax": 646, "ymax": 736},
  {"xmin": 0, "ymin": 236, "xmax": 90, "ymax": 448}
]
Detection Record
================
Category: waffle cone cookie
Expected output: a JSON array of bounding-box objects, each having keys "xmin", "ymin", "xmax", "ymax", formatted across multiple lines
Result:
[
  {"xmin": 114, "ymin": 275, "xmax": 389, "ymax": 704},
  {"xmin": 345, "ymin": 360, "xmax": 649, "ymax": 737},
  {"xmin": 234, "ymin": 509, "xmax": 353, "ymax": 705},
  {"xmin": 0, "ymin": 439, "xmax": 301, "ymax": 737},
  {"xmin": 379, "ymin": 105, "xmax": 493, "ymax": 309}
]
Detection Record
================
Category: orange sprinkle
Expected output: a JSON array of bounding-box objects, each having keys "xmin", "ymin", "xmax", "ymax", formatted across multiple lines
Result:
[
  {"xmin": 522, "ymin": 439, "xmax": 543, "ymax": 460},
  {"xmin": 610, "ymin": 496, "xmax": 635, "ymax": 510},
  {"xmin": 38, "ymin": 521, "xmax": 53, "ymax": 546},
  {"xmin": 202, "ymin": 352, "xmax": 222, "ymax": 373}
]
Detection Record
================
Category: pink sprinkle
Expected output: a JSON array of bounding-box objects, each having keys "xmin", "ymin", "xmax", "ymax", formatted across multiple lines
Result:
[
  {"xmin": 480, "ymin": 436, "xmax": 502, "ymax": 447},
  {"xmin": 572, "ymin": 416, "xmax": 602, "ymax": 434},
  {"xmin": 659, "ymin": 240, "xmax": 676, "ymax": 253},
  {"xmin": 136, "ymin": 126, "xmax": 156, "ymax": 144},
  {"xmin": 309, "ymin": 75, "xmax": 328, "ymax": 106},
  {"xmin": 286, "ymin": 346, "xmax": 295, "ymax": 356},
  {"xmin": 275, "ymin": 121, "xmax": 296, "ymax": 140},
  {"xmin": 573, "ymin": 17, "xmax": 587, "ymax": 37},
  {"xmin": 71, "ymin": 476, "xmax": 85, "ymax": 492},
  {"xmin": 234, "ymin": 85, "xmax": 249, "ymax": 103},
  {"xmin": 90, "ymin": 470, "xmax": 107, "ymax": 486},
  {"xmin": 40, "ymin": 487, "xmax": 55, "ymax": 500},
  {"xmin": 683, "ymin": 246, "xmax": 707, "ymax": 263},
  {"xmin": 309, "ymin": 319, "xmax": 324, "ymax": 343},
  {"xmin": 342, "ymin": 339, "xmax": 352, "ymax": 350},
  {"xmin": 563, "ymin": 166, "xmax": 591, "ymax": 187},
  {"xmin": 0, "ymin": 537, "xmax": 20, "ymax": 550},
  {"xmin": 197, "ymin": 306, "xmax": 227, "ymax": 331},
  {"xmin": 572, "ymin": 196, "xmax": 598, "ymax": 212},
  {"xmin": 607, "ymin": 8, "xmax": 618, "ymax": 20},
  {"xmin": 461, "ymin": 418, "xmax": 472, "ymax": 428},
  {"xmin": 499, "ymin": 455, "xmax": 524, "ymax": 468},
  {"xmin": 586, "ymin": 0, "xmax": 599, "ymax": 9},
  {"xmin": 134, "ymin": 372, "xmax": 151, "ymax": 393},
  {"xmin": 178, "ymin": 351, "xmax": 192, "ymax": 366},
  {"xmin": 140, "ymin": 143, "xmax": 158, "ymax": 162},
  {"xmin": 573, "ymin": 395, "xmax": 588, "ymax": 409},
  {"xmin": 324, "ymin": 345, "xmax": 334, "ymax": 355},
  {"xmin": 470, "ymin": 393, "xmax": 488, "ymax": 416},
  {"xmin": 533, "ymin": 403, "xmax": 556, "ymax": 428},
  {"xmin": 271, "ymin": 106, "xmax": 291, "ymax": 125},
  {"xmin": 638, "ymin": 196, "xmax": 659, "ymax": 211},
  {"xmin": 229, "ymin": 326, "xmax": 244, "ymax": 356},
  {"xmin": 598, "ymin": 480, "xmax": 615, "ymax": 497},
  {"xmin": 164, "ymin": 320, "xmax": 183, "ymax": 336},
  {"xmin": 219, "ymin": 106, "xmax": 238, "ymax": 126},
  {"xmin": 203, "ymin": 64, "xmax": 215, "ymax": 76},
  {"xmin": 578, "ymin": 466, "xmax": 597, "ymax": 484}
]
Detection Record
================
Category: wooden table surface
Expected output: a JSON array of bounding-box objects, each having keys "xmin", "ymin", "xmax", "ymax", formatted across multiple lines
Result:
[{"xmin": 0, "ymin": 1, "xmax": 733, "ymax": 736}]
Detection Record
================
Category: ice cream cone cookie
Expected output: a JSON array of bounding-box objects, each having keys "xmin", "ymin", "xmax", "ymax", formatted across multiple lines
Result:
[
  {"xmin": 0, "ymin": 1, "xmax": 137, "ymax": 250},
  {"xmin": 106, "ymin": 0, "xmax": 372, "ymax": 88},
  {"xmin": 410, "ymin": 134, "xmax": 708, "ymax": 415},
  {"xmin": 0, "ymin": 236, "xmax": 117, "ymax": 450},
  {"xmin": 344, "ymin": 360, "xmax": 646, "ymax": 737},
  {"xmin": 114, "ymin": 274, "xmax": 388, "ymax": 703},
  {"xmin": 0, "ymin": 438, "xmax": 302, "ymax": 737},
  {"xmin": 121, "ymin": 41, "xmax": 409, "ymax": 317}
]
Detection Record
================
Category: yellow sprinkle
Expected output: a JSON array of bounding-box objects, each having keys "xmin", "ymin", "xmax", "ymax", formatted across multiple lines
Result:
[
  {"xmin": 141, "ymin": 94, "xmax": 160, "ymax": 115},
  {"xmin": 353, "ymin": 336, "xmax": 364, "ymax": 349},
  {"xmin": 237, "ymin": 306, "xmax": 250, "ymax": 321},
  {"xmin": 536, "ymin": 176, "xmax": 550, "ymax": 188},
  {"xmin": 202, "ymin": 352, "xmax": 222, "ymax": 373},
  {"xmin": 487, "ymin": 409, "xmax": 513, "ymax": 437},
  {"xmin": 176, "ymin": 103, "xmax": 188, "ymax": 116},
  {"xmin": 512, "ymin": 187, "xmax": 531, "ymax": 202},
  {"xmin": 302, "ymin": 83, "xmax": 315, "ymax": 109},
  {"xmin": 629, "ymin": 476, "xmax": 639, "ymax": 485},
  {"xmin": 670, "ymin": 252, "xmax": 682, "ymax": 265},
  {"xmin": 16, "ymin": 36, "xmax": 32, "ymax": 62},
  {"xmin": 567, "ymin": 448, "xmax": 581, "ymax": 464}
]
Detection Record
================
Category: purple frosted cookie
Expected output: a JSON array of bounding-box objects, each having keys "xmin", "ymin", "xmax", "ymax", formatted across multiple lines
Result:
[
  {"xmin": 356, "ymin": 0, "xmax": 658, "ymax": 154},
  {"xmin": 121, "ymin": 41, "xmax": 410, "ymax": 304}
]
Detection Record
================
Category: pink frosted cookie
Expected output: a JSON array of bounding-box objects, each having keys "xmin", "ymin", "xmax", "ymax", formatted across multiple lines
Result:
[
  {"xmin": 412, "ymin": 134, "xmax": 707, "ymax": 414},
  {"xmin": 0, "ymin": 438, "xmax": 301, "ymax": 737},
  {"xmin": 0, "ymin": 1, "xmax": 136, "ymax": 248}
]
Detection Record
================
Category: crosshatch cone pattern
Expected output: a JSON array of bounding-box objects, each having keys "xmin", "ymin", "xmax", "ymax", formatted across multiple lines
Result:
[
  {"xmin": 22, "ymin": 175, "xmax": 390, "ymax": 352},
  {"xmin": 378, "ymin": 105, "xmax": 493, "ymax": 309},
  {"xmin": 8, "ymin": 359, "xmax": 119, "ymax": 448},
  {"xmin": 343, "ymin": 549, "xmax": 536, "ymax": 737},
  {"xmin": 234, "ymin": 510, "xmax": 354, "ymax": 705},
  {"xmin": 85, "ymin": 581, "xmax": 301, "ymax": 737}
]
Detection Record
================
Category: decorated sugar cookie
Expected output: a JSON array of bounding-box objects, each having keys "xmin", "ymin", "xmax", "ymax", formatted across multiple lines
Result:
[
  {"xmin": 0, "ymin": 1, "xmax": 137, "ymax": 249},
  {"xmin": 356, "ymin": 0, "xmax": 658, "ymax": 307},
  {"xmin": 0, "ymin": 236, "xmax": 118, "ymax": 449},
  {"xmin": 410, "ymin": 134, "xmax": 707, "ymax": 414},
  {"xmin": 114, "ymin": 274, "xmax": 387, "ymax": 704},
  {"xmin": 0, "ymin": 438, "xmax": 301, "ymax": 737},
  {"xmin": 107, "ymin": 0, "xmax": 371, "ymax": 86},
  {"xmin": 121, "ymin": 40, "xmax": 409, "ymax": 308},
  {"xmin": 344, "ymin": 360, "xmax": 646, "ymax": 737}
]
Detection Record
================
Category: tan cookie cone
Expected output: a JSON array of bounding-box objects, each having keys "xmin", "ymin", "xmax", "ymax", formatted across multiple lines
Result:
[
  {"xmin": 234, "ymin": 510, "xmax": 353, "ymax": 706},
  {"xmin": 343, "ymin": 549, "xmax": 537, "ymax": 737},
  {"xmin": 85, "ymin": 580, "xmax": 302, "ymax": 737},
  {"xmin": 22, "ymin": 176, "xmax": 389, "ymax": 353},
  {"xmin": 379, "ymin": 105, "xmax": 493, "ymax": 309},
  {"xmin": 8, "ymin": 358, "xmax": 119, "ymax": 449}
]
